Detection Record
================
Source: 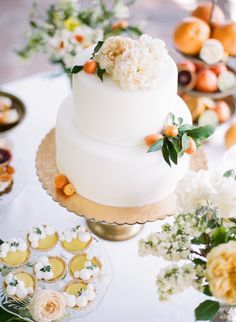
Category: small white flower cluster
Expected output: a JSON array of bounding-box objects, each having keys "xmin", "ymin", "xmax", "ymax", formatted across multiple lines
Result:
[
  {"xmin": 0, "ymin": 238, "xmax": 27, "ymax": 258},
  {"xmin": 73, "ymin": 260, "xmax": 100, "ymax": 281},
  {"xmin": 34, "ymin": 256, "xmax": 53, "ymax": 280},
  {"xmin": 95, "ymin": 34, "xmax": 168, "ymax": 91},
  {"xmin": 5, "ymin": 273, "xmax": 33, "ymax": 299},
  {"xmin": 200, "ymin": 39, "xmax": 224, "ymax": 65},
  {"xmin": 63, "ymin": 283, "xmax": 96, "ymax": 308},
  {"xmin": 176, "ymin": 170, "xmax": 236, "ymax": 218},
  {"xmin": 138, "ymin": 225, "xmax": 191, "ymax": 261},
  {"xmin": 60, "ymin": 226, "xmax": 91, "ymax": 244},
  {"xmin": 156, "ymin": 264, "xmax": 204, "ymax": 301},
  {"xmin": 28, "ymin": 225, "xmax": 56, "ymax": 248},
  {"xmin": 49, "ymin": 26, "xmax": 103, "ymax": 69}
]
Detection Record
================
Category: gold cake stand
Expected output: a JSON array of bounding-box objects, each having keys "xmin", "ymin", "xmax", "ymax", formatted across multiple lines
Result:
[{"xmin": 36, "ymin": 129, "xmax": 207, "ymax": 241}]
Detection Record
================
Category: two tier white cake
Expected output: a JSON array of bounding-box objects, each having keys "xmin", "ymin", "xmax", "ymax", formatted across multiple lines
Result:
[{"xmin": 56, "ymin": 35, "xmax": 192, "ymax": 207}]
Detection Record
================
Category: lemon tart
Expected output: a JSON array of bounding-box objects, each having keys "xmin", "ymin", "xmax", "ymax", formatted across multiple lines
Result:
[
  {"xmin": 69, "ymin": 253, "xmax": 101, "ymax": 281},
  {"xmin": 28, "ymin": 225, "xmax": 58, "ymax": 251},
  {"xmin": 0, "ymin": 238, "xmax": 30, "ymax": 267},
  {"xmin": 60, "ymin": 226, "xmax": 92, "ymax": 254},
  {"xmin": 63, "ymin": 280, "xmax": 96, "ymax": 309},
  {"xmin": 34, "ymin": 256, "xmax": 66, "ymax": 283},
  {"xmin": 4, "ymin": 270, "xmax": 36, "ymax": 300}
]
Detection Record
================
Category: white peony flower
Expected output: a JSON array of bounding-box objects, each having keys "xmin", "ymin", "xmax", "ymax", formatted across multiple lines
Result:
[
  {"xmin": 138, "ymin": 34, "xmax": 168, "ymax": 62},
  {"xmin": 95, "ymin": 36, "xmax": 133, "ymax": 74},
  {"xmin": 113, "ymin": 45, "xmax": 161, "ymax": 91}
]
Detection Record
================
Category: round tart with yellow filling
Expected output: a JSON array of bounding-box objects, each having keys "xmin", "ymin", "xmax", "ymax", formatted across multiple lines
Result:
[
  {"xmin": 69, "ymin": 253, "xmax": 102, "ymax": 281},
  {"xmin": 60, "ymin": 226, "xmax": 92, "ymax": 254},
  {"xmin": 34, "ymin": 256, "xmax": 66, "ymax": 283},
  {"xmin": 28, "ymin": 225, "xmax": 58, "ymax": 251},
  {"xmin": 4, "ymin": 270, "xmax": 36, "ymax": 300},
  {"xmin": 63, "ymin": 280, "xmax": 96, "ymax": 309},
  {"xmin": 0, "ymin": 238, "xmax": 30, "ymax": 267}
]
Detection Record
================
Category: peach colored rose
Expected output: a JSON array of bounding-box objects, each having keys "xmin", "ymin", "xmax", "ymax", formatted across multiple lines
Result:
[
  {"xmin": 30, "ymin": 289, "xmax": 65, "ymax": 322},
  {"xmin": 207, "ymin": 241, "xmax": 236, "ymax": 305},
  {"xmin": 95, "ymin": 36, "xmax": 133, "ymax": 74}
]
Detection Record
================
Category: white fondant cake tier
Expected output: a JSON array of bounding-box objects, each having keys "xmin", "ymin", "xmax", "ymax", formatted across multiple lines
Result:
[
  {"xmin": 73, "ymin": 54, "xmax": 177, "ymax": 146},
  {"xmin": 56, "ymin": 95, "xmax": 191, "ymax": 207}
]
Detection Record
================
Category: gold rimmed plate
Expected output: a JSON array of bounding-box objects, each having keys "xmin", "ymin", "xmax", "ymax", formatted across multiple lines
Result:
[{"xmin": 0, "ymin": 91, "xmax": 26, "ymax": 134}]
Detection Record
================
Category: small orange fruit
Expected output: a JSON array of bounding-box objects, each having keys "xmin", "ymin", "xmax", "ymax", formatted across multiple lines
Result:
[
  {"xmin": 55, "ymin": 175, "xmax": 69, "ymax": 190},
  {"xmin": 210, "ymin": 63, "xmax": 227, "ymax": 76},
  {"xmin": 0, "ymin": 173, "xmax": 12, "ymax": 182},
  {"xmin": 145, "ymin": 133, "xmax": 163, "ymax": 147},
  {"xmin": 83, "ymin": 60, "xmax": 97, "ymax": 74},
  {"xmin": 225, "ymin": 123, "xmax": 236, "ymax": 149},
  {"xmin": 195, "ymin": 69, "xmax": 218, "ymax": 92},
  {"xmin": 164, "ymin": 125, "xmax": 179, "ymax": 137},
  {"xmin": 112, "ymin": 20, "xmax": 129, "ymax": 30},
  {"xmin": 214, "ymin": 101, "xmax": 231, "ymax": 123},
  {"xmin": 6, "ymin": 166, "xmax": 15, "ymax": 175},
  {"xmin": 63, "ymin": 183, "xmax": 75, "ymax": 196},
  {"xmin": 185, "ymin": 137, "xmax": 197, "ymax": 155},
  {"xmin": 74, "ymin": 34, "xmax": 84, "ymax": 43}
]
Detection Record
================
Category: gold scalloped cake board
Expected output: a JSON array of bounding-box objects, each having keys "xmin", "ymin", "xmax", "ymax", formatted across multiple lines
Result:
[{"xmin": 36, "ymin": 129, "xmax": 207, "ymax": 239}]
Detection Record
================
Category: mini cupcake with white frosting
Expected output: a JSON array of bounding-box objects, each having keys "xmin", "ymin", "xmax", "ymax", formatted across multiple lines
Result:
[
  {"xmin": 63, "ymin": 280, "xmax": 96, "ymax": 309},
  {"xmin": 34, "ymin": 256, "xmax": 66, "ymax": 283},
  {"xmin": 28, "ymin": 225, "xmax": 58, "ymax": 251},
  {"xmin": 0, "ymin": 238, "xmax": 30, "ymax": 267},
  {"xmin": 60, "ymin": 226, "xmax": 92, "ymax": 254},
  {"xmin": 4, "ymin": 271, "xmax": 36, "ymax": 300}
]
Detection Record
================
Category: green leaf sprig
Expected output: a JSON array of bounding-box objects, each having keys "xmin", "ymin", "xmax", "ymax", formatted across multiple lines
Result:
[
  {"xmin": 147, "ymin": 112, "xmax": 215, "ymax": 167},
  {"xmin": 71, "ymin": 40, "xmax": 106, "ymax": 81}
]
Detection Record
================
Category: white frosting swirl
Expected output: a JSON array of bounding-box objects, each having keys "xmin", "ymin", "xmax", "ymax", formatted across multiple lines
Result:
[{"xmin": 60, "ymin": 226, "xmax": 92, "ymax": 244}]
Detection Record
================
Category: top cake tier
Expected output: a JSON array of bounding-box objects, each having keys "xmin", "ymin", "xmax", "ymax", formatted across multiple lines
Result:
[{"xmin": 72, "ymin": 35, "xmax": 178, "ymax": 146}]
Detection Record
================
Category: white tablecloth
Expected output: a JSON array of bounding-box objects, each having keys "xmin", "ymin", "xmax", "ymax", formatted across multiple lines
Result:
[{"xmin": 0, "ymin": 73, "xmax": 232, "ymax": 322}]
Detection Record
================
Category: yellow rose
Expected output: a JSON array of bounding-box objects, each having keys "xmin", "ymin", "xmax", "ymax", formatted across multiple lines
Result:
[
  {"xmin": 207, "ymin": 240, "xmax": 236, "ymax": 305},
  {"xmin": 30, "ymin": 290, "xmax": 66, "ymax": 322}
]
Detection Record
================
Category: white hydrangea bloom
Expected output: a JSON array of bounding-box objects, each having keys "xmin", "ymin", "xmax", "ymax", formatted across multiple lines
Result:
[{"xmin": 176, "ymin": 170, "xmax": 236, "ymax": 218}]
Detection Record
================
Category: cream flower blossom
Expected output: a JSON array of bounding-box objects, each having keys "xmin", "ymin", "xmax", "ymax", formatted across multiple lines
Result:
[
  {"xmin": 207, "ymin": 241, "xmax": 236, "ymax": 305},
  {"xmin": 138, "ymin": 34, "xmax": 168, "ymax": 61},
  {"xmin": 30, "ymin": 289, "xmax": 66, "ymax": 322},
  {"xmin": 95, "ymin": 36, "xmax": 133, "ymax": 74}
]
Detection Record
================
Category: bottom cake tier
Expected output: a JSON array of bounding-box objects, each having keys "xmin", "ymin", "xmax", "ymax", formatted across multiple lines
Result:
[{"xmin": 55, "ymin": 95, "xmax": 191, "ymax": 207}]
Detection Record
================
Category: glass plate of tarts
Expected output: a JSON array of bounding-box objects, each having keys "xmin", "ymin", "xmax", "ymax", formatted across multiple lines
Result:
[
  {"xmin": 0, "ymin": 224, "xmax": 112, "ymax": 321},
  {"xmin": 0, "ymin": 146, "xmax": 26, "ymax": 211}
]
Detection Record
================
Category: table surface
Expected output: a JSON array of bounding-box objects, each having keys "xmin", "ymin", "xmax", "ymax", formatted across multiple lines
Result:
[{"xmin": 0, "ymin": 73, "xmax": 233, "ymax": 322}]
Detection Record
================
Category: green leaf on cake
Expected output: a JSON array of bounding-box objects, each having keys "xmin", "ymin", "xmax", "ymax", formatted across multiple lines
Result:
[
  {"xmin": 223, "ymin": 169, "xmax": 236, "ymax": 180},
  {"xmin": 71, "ymin": 65, "xmax": 83, "ymax": 74},
  {"xmin": 168, "ymin": 112, "xmax": 175, "ymax": 123},
  {"xmin": 97, "ymin": 67, "xmax": 106, "ymax": 81},
  {"xmin": 92, "ymin": 41, "xmax": 104, "ymax": 58},
  {"xmin": 195, "ymin": 300, "xmax": 220, "ymax": 321},
  {"xmin": 187, "ymin": 125, "xmax": 215, "ymax": 139},
  {"xmin": 162, "ymin": 143, "xmax": 171, "ymax": 167},
  {"xmin": 166, "ymin": 139, "xmax": 178, "ymax": 165},
  {"xmin": 181, "ymin": 133, "xmax": 190, "ymax": 152},
  {"xmin": 147, "ymin": 138, "xmax": 164, "ymax": 153},
  {"xmin": 126, "ymin": 26, "xmax": 143, "ymax": 36},
  {"xmin": 179, "ymin": 124, "xmax": 194, "ymax": 132}
]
